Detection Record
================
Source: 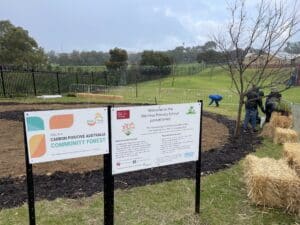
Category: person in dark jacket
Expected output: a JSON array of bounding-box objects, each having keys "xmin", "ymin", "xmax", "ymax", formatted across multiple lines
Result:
[
  {"xmin": 243, "ymin": 86, "xmax": 265, "ymax": 132},
  {"xmin": 255, "ymin": 89, "xmax": 265, "ymax": 125},
  {"xmin": 265, "ymin": 88, "xmax": 282, "ymax": 122},
  {"xmin": 208, "ymin": 94, "xmax": 223, "ymax": 107}
]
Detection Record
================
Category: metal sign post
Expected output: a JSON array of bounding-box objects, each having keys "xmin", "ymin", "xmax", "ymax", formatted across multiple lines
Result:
[
  {"xmin": 22, "ymin": 103, "xmax": 202, "ymax": 225},
  {"xmin": 23, "ymin": 118, "xmax": 36, "ymax": 225},
  {"xmin": 104, "ymin": 105, "xmax": 114, "ymax": 225},
  {"xmin": 23, "ymin": 107, "xmax": 110, "ymax": 225},
  {"xmin": 108, "ymin": 102, "xmax": 203, "ymax": 223},
  {"xmin": 195, "ymin": 100, "xmax": 203, "ymax": 214}
]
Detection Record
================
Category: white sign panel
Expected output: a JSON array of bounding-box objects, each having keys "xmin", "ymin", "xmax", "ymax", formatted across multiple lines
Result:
[
  {"xmin": 24, "ymin": 107, "xmax": 109, "ymax": 164},
  {"xmin": 111, "ymin": 103, "xmax": 201, "ymax": 175}
]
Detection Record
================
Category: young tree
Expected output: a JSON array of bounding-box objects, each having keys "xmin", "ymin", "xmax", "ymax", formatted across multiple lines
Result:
[{"xmin": 213, "ymin": 0, "xmax": 299, "ymax": 136}]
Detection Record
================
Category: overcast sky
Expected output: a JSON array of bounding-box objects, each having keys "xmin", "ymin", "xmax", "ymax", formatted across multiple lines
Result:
[{"xmin": 0, "ymin": 0, "xmax": 299, "ymax": 53}]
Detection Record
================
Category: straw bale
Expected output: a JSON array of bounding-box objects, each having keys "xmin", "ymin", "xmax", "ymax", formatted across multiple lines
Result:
[
  {"xmin": 76, "ymin": 93, "xmax": 124, "ymax": 100},
  {"xmin": 283, "ymin": 143, "xmax": 300, "ymax": 176},
  {"xmin": 270, "ymin": 111, "xmax": 281, "ymax": 121},
  {"xmin": 260, "ymin": 123, "xmax": 275, "ymax": 139},
  {"xmin": 273, "ymin": 128, "xmax": 299, "ymax": 144},
  {"xmin": 243, "ymin": 155, "xmax": 300, "ymax": 214},
  {"xmin": 270, "ymin": 114, "xmax": 293, "ymax": 129}
]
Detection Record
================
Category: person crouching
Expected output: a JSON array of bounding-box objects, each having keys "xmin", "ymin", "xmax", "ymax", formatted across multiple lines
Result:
[{"xmin": 208, "ymin": 94, "xmax": 223, "ymax": 107}]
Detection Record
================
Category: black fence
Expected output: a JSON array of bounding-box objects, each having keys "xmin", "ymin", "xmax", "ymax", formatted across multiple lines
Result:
[
  {"xmin": 0, "ymin": 67, "xmax": 107, "ymax": 97},
  {"xmin": 0, "ymin": 64, "xmax": 204, "ymax": 97}
]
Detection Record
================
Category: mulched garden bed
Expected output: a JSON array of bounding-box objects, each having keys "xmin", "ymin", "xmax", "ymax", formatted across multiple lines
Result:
[{"xmin": 0, "ymin": 106, "xmax": 261, "ymax": 209}]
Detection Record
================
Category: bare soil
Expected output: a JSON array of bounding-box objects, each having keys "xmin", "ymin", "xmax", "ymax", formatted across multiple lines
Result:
[{"xmin": 0, "ymin": 103, "xmax": 228, "ymax": 178}]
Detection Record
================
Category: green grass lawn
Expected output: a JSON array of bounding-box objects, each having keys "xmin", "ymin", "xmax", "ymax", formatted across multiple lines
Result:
[
  {"xmin": 1, "ymin": 67, "xmax": 300, "ymax": 224},
  {"xmin": 1, "ymin": 139, "xmax": 299, "ymax": 225}
]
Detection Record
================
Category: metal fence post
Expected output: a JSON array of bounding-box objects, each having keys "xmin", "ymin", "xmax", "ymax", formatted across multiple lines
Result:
[
  {"xmin": 135, "ymin": 70, "xmax": 138, "ymax": 98},
  {"xmin": 0, "ymin": 66, "xmax": 6, "ymax": 97},
  {"xmin": 31, "ymin": 69, "xmax": 37, "ymax": 96},
  {"xmin": 105, "ymin": 72, "xmax": 108, "ymax": 90},
  {"xmin": 91, "ymin": 72, "xmax": 94, "ymax": 84},
  {"xmin": 56, "ymin": 72, "xmax": 61, "ymax": 94},
  {"xmin": 76, "ymin": 73, "xmax": 79, "ymax": 84}
]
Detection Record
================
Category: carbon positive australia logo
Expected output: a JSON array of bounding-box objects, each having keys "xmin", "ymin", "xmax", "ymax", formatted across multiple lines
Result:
[
  {"xmin": 26, "ymin": 116, "xmax": 47, "ymax": 159},
  {"xmin": 122, "ymin": 122, "xmax": 135, "ymax": 136},
  {"xmin": 87, "ymin": 112, "xmax": 103, "ymax": 126},
  {"xmin": 26, "ymin": 113, "xmax": 75, "ymax": 159}
]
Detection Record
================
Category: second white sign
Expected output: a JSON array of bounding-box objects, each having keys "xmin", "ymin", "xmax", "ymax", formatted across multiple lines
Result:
[{"xmin": 111, "ymin": 103, "xmax": 201, "ymax": 175}]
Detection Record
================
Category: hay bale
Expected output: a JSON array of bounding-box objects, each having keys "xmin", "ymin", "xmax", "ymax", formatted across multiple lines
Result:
[
  {"xmin": 260, "ymin": 123, "xmax": 275, "ymax": 139},
  {"xmin": 271, "ymin": 111, "xmax": 282, "ymax": 118},
  {"xmin": 270, "ymin": 113, "xmax": 293, "ymax": 129},
  {"xmin": 76, "ymin": 93, "xmax": 124, "ymax": 100},
  {"xmin": 283, "ymin": 143, "xmax": 300, "ymax": 176},
  {"xmin": 243, "ymin": 155, "xmax": 300, "ymax": 214},
  {"xmin": 273, "ymin": 128, "xmax": 299, "ymax": 144}
]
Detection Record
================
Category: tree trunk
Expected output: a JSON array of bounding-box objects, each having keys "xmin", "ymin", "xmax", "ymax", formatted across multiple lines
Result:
[{"xmin": 234, "ymin": 96, "xmax": 244, "ymax": 137}]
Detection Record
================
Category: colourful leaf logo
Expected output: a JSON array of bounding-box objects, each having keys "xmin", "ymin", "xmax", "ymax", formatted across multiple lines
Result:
[
  {"xmin": 50, "ymin": 114, "xmax": 74, "ymax": 129},
  {"xmin": 29, "ymin": 134, "xmax": 46, "ymax": 158},
  {"xmin": 122, "ymin": 122, "xmax": 135, "ymax": 136},
  {"xmin": 87, "ymin": 112, "xmax": 103, "ymax": 126},
  {"xmin": 87, "ymin": 120, "xmax": 96, "ymax": 126},
  {"xmin": 26, "ymin": 116, "xmax": 44, "ymax": 132}
]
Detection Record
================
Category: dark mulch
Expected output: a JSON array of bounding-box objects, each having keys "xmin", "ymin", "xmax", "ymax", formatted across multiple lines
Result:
[{"xmin": 0, "ymin": 111, "xmax": 261, "ymax": 209}]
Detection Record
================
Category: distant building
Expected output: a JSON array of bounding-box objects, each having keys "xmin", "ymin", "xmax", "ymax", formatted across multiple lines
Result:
[
  {"xmin": 291, "ymin": 56, "xmax": 300, "ymax": 66},
  {"xmin": 297, "ymin": 65, "xmax": 300, "ymax": 86},
  {"xmin": 243, "ymin": 53, "xmax": 290, "ymax": 67}
]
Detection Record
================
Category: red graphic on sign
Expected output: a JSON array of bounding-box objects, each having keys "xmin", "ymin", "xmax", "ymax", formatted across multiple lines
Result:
[{"xmin": 117, "ymin": 110, "xmax": 130, "ymax": 119}]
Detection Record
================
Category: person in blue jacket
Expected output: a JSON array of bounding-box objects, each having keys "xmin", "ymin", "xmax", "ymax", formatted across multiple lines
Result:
[{"xmin": 208, "ymin": 94, "xmax": 223, "ymax": 107}]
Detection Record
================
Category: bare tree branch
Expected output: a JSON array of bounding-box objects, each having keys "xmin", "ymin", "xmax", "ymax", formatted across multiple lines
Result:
[{"xmin": 213, "ymin": 0, "xmax": 299, "ymax": 136}]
